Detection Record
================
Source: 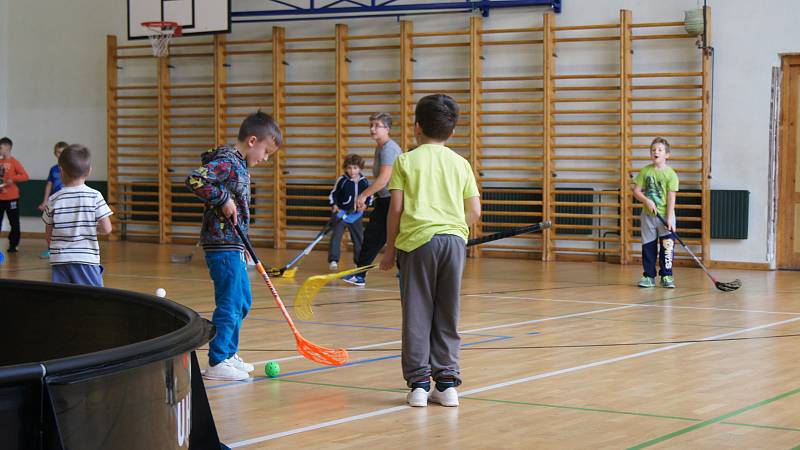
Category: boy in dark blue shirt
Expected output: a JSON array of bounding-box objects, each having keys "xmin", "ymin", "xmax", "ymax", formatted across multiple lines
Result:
[{"xmin": 327, "ymin": 154, "xmax": 372, "ymax": 270}]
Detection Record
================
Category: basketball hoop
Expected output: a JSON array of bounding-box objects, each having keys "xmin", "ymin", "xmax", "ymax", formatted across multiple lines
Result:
[{"xmin": 141, "ymin": 21, "xmax": 182, "ymax": 57}]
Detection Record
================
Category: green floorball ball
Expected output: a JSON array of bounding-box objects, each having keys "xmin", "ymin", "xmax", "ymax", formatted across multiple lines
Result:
[{"xmin": 265, "ymin": 361, "xmax": 280, "ymax": 378}]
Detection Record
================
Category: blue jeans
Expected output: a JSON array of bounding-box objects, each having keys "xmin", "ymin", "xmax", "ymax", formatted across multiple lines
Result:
[
  {"xmin": 205, "ymin": 251, "xmax": 252, "ymax": 366},
  {"xmin": 52, "ymin": 264, "xmax": 104, "ymax": 287}
]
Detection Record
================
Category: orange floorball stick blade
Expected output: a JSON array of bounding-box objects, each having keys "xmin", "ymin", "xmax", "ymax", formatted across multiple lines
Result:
[
  {"xmin": 295, "ymin": 337, "xmax": 349, "ymax": 366},
  {"xmin": 252, "ymin": 261, "xmax": 349, "ymax": 366}
]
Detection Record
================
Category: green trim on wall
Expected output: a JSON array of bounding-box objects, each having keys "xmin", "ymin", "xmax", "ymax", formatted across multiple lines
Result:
[{"xmin": 13, "ymin": 180, "xmax": 107, "ymax": 217}]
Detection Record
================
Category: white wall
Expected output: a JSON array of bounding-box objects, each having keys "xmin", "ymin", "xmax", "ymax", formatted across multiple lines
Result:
[
  {"xmin": 6, "ymin": 0, "xmax": 125, "ymax": 181},
  {"xmin": 0, "ymin": 0, "xmax": 8, "ymax": 134},
  {"xmin": 4, "ymin": 0, "xmax": 796, "ymax": 262},
  {"xmin": 0, "ymin": 0, "xmax": 11, "ymax": 236},
  {"xmin": 4, "ymin": 0, "xmax": 126, "ymax": 234},
  {"xmin": 703, "ymin": 1, "xmax": 800, "ymax": 263}
]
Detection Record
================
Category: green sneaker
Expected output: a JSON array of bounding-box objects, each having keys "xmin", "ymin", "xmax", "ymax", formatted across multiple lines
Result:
[
  {"xmin": 661, "ymin": 276, "xmax": 676, "ymax": 288},
  {"xmin": 638, "ymin": 276, "xmax": 656, "ymax": 288}
]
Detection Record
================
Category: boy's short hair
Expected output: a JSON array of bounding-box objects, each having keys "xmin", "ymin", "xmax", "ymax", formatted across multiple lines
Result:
[
  {"xmin": 651, "ymin": 137, "xmax": 671, "ymax": 153},
  {"xmin": 54, "ymin": 141, "xmax": 69, "ymax": 153},
  {"xmin": 0, "ymin": 137, "xmax": 12, "ymax": 148},
  {"xmin": 369, "ymin": 112, "xmax": 393, "ymax": 129},
  {"xmin": 414, "ymin": 94, "xmax": 459, "ymax": 142},
  {"xmin": 59, "ymin": 144, "xmax": 92, "ymax": 179},
  {"xmin": 238, "ymin": 110, "xmax": 283, "ymax": 146},
  {"xmin": 343, "ymin": 154, "xmax": 365, "ymax": 169}
]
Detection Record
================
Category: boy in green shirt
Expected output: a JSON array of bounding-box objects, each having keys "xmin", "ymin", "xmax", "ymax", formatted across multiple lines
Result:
[
  {"xmin": 633, "ymin": 137, "xmax": 679, "ymax": 288},
  {"xmin": 380, "ymin": 94, "xmax": 481, "ymax": 408}
]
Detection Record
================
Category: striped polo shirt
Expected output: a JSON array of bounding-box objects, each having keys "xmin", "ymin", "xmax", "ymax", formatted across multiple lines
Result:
[{"xmin": 42, "ymin": 184, "xmax": 113, "ymax": 265}]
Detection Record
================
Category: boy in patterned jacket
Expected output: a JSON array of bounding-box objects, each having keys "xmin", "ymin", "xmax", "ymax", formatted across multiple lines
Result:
[{"xmin": 186, "ymin": 111, "xmax": 282, "ymax": 381}]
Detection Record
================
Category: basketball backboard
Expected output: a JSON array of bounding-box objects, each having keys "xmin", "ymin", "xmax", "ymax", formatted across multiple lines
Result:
[{"xmin": 128, "ymin": 0, "xmax": 231, "ymax": 39}]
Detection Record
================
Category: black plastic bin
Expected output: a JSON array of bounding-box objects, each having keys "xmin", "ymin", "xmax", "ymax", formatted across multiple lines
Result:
[{"xmin": 0, "ymin": 279, "xmax": 221, "ymax": 449}]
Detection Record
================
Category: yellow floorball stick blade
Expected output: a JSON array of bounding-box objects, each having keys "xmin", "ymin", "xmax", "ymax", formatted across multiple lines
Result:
[
  {"xmin": 265, "ymin": 266, "xmax": 299, "ymax": 278},
  {"xmin": 293, "ymin": 265, "xmax": 376, "ymax": 320}
]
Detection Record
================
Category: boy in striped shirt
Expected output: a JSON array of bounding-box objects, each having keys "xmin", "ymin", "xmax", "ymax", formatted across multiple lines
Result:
[{"xmin": 42, "ymin": 144, "xmax": 113, "ymax": 286}]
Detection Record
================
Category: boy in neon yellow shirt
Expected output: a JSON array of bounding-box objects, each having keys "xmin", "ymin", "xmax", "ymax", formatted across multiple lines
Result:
[
  {"xmin": 633, "ymin": 137, "xmax": 679, "ymax": 288},
  {"xmin": 380, "ymin": 94, "xmax": 481, "ymax": 408}
]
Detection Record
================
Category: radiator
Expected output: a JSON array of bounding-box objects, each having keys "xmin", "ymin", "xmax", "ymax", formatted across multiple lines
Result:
[
  {"xmin": 711, "ymin": 190, "xmax": 749, "ymax": 239},
  {"xmin": 554, "ymin": 189, "xmax": 593, "ymax": 236},
  {"xmin": 481, "ymin": 188, "xmax": 542, "ymax": 233},
  {"xmin": 286, "ymin": 184, "xmax": 331, "ymax": 227}
]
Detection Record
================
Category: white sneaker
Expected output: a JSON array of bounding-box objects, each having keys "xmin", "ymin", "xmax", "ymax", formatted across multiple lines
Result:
[
  {"xmin": 429, "ymin": 387, "xmax": 459, "ymax": 407},
  {"xmin": 329, "ymin": 261, "xmax": 338, "ymax": 270},
  {"xmin": 406, "ymin": 388, "xmax": 429, "ymax": 407},
  {"xmin": 203, "ymin": 360, "xmax": 250, "ymax": 381},
  {"xmin": 229, "ymin": 354, "xmax": 254, "ymax": 373}
]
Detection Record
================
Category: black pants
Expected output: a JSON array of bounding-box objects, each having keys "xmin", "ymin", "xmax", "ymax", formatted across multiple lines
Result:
[
  {"xmin": 355, "ymin": 196, "xmax": 391, "ymax": 278},
  {"xmin": 0, "ymin": 199, "xmax": 21, "ymax": 250}
]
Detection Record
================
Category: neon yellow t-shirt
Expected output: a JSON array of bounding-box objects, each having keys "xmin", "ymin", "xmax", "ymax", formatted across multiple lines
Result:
[
  {"xmin": 388, "ymin": 144, "xmax": 480, "ymax": 252},
  {"xmin": 634, "ymin": 164, "xmax": 679, "ymax": 217}
]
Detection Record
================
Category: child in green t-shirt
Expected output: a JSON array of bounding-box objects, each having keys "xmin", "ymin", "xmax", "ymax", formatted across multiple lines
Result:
[
  {"xmin": 380, "ymin": 94, "xmax": 481, "ymax": 408},
  {"xmin": 633, "ymin": 137, "xmax": 679, "ymax": 288}
]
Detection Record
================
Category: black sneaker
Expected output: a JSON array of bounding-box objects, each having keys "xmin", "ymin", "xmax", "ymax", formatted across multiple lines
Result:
[{"xmin": 7, "ymin": 247, "xmax": 18, "ymax": 253}]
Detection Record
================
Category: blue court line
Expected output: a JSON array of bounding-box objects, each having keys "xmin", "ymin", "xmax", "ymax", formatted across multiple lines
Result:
[
  {"xmin": 246, "ymin": 316, "xmax": 511, "ymax": 338},
  {"xmin": 247, "ymin": 316, "xmax": 402, "ymax": 332},
  {"xmin": 462, "ymin": 336, "xmax": 512, "ymax": 347},
  {"xmin": 527, "ymin": 331, "xmax": 541, "ymax": 335},
  {"xmin": 207, "ymin": 335, "xmax": 512, "ymax": 391}
]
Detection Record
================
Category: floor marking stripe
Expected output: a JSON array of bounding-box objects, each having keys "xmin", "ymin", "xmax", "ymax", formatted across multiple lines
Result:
[
  {"xmin": 627, "ymin": 386, "xmax": 800, "ymax": 449},
  {"xmin": 277, "ymin": 379, "xmax": 800, "ymax": 432},
  {"xmin": 245, "ymin": 305, "xmax": 632, "ymax": 366},
  {"xmin": 210, "ymin": 336, "xmax": 511, "ymax": 390},
  {"xmin": 473, "ymin": 293, "xmax": 800, "ymax": 316},
  {"xmin": 227, "ymin": 316, "xmax": 800, "ymax": 447}
]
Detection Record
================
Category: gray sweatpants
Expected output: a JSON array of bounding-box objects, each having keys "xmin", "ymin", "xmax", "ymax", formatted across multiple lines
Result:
[{"xmin": 397, "ymin": 234, "xmax": 466, "ymax": 388}]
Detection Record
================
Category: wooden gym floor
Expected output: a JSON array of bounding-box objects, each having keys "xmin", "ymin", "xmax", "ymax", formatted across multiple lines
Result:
[{"xmin": 3, "ymin": 241, "xmax": 800, "ymax": 449}]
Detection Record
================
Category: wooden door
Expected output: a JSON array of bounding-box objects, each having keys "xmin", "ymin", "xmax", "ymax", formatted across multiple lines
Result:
[{"xmin": 777, "ymin": 55, "xmax": 800, "ymax": 268}]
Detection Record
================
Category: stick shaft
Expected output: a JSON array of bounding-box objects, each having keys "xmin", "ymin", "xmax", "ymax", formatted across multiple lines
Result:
[
  {"xmin": 255, "ymin": 262, "xmax": 301, "ymax": 334},
  {"xmin": 655, "ymin": 214, "xmax": 716, "ymax": 282},
  {"xmin": 234, "ymin": 223, "xmax": 302, "ymax": 333},
  {"xmin": 281, "ymin": 213, "xmax": 349, "ymax": 271},
  {"xmin": 467, "ymin": 221, "xmax": 550, "ymax": 247}
]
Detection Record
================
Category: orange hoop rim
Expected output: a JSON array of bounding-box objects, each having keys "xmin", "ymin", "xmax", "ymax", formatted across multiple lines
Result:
[{"xmin": 141, "ymin": 21, "xmax": 183, "ymax": 37}]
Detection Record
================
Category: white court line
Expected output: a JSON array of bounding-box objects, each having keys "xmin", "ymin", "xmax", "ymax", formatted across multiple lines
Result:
[
  {"xmin": 229, "ymin": 406, "xmax": 410, "ymax": 447},
  {"xmin": 106, "ymin": 273, "xmax": 212, "ymax": 282},
  {"xmin": 250, "ymin": 294, "xmax": 800, "ymax": 367},
  {"xmin": 327, "ymin": 285, "xmax": 399, "ymax": 294},
  {"xmin": 248, "ymin": 305, "xmax": 635, "ymax": 366},
  {"xmin": 229, "ymin": 315, "xmax": 800, "ymax": 448},
  {"xmin": 472, "ymin": 293, "xmax": 800, "ymax": 316},
  {"xmin": 317, "ymin": 286, "xmax": 800, "ymax": 317},
  {"xmin": 256, "ymin": 339, "xmax": 404, "ymax": 365}
]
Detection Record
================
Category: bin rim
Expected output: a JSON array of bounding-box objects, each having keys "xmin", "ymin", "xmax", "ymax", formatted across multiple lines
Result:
[{"xmin": 0, "ymin": 279, "xmax": 213, "ymax": 384}]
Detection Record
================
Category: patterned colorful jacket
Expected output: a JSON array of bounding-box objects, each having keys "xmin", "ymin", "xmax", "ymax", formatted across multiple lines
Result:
[{"xmin": 185, "ymin": 145, "xmax": 250, "ymax": 252}]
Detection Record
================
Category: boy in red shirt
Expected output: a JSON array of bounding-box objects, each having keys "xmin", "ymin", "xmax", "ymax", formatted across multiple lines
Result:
[{"xmin": 0, "ymin": 137, "xmax": 30, "ymax": 253}]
